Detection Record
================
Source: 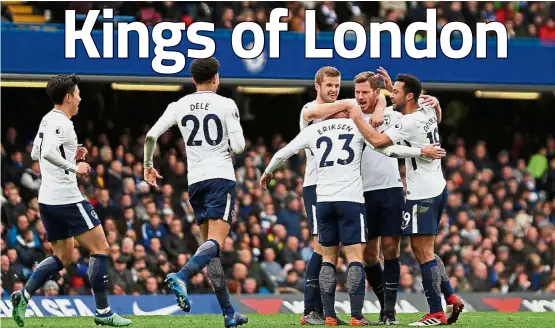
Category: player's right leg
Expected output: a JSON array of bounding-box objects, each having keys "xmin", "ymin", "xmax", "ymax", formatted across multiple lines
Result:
[
  {"xmin": 316, "ymin": 201, "xmax": 347, "ymax": 326},
  {"xmin": 167, "ymin": 178, "xmax": 247, "ymax": 327},
  {"xmin": 75, "ymin": 201, "xmax": 131, "ymax": 327},
  {"xmin": 378, "ymin": 187, "xmax": 405, "ymax": 326},
  {"xmin": 363, "ymin": 190, "xmax": 386, "ymax": 322},
  {"xmin": 301, "ymin": 185, "xmax": 325, "ymax": 325},
  {"xmin": 403, "ymin": 189, "xmax": 451, "ymax": 326},
  {"xmin": 12, "ymin": 238, "xmax": 72, "ymax": 327}
]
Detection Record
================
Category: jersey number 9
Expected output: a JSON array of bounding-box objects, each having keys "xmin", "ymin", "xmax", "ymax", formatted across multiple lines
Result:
[
  {"xmin": 316, "ymin": 134, "xmax": 355, "ymax": 168},
  {"xmin": 181, "ymin": 114, "xmax": 223, "ymax": 146}
]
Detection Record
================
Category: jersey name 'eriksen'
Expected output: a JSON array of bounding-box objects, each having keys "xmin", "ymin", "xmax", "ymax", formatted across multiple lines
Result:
[{"xmin": 317, "ymin": 123, "xmax": 353, "ymax": 135}]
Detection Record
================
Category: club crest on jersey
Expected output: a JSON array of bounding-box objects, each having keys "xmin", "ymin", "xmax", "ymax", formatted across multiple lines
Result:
[
  {"xmin": 55, "ymin": 126, "xmax": 64, "ymax": 135},
  {"xmin": 384, "ymin": 116, "xmax": 391, "ymax": 126},
  {"xmin": 233, "ymin": 109, "xmax": 240, "ymax": 120}
]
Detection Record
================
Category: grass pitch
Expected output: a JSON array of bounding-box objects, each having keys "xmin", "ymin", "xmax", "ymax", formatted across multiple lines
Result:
[{"xmin": 1, "ymin": 312, "xmax": 553, "ymax": 328}]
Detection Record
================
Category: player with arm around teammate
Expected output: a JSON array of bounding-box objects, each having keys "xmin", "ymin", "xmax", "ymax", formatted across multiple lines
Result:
[
  {"xmin": 143, "ymin": 58, "xmax": 248, "ymax": 328},
  {"xmin": 11, "ymin": 75, "xmax": 131, "ymax": 327},
  {"xmin": 347, "ymin": 74, "xmax": 464, "ymax": 326},
  {"xmin": 298, "ymin": 66, "xmax": 387, "ymax": 326},
  {"xmin": 261, "ymin": 112, "xmax": 445, "ymax": 326}
]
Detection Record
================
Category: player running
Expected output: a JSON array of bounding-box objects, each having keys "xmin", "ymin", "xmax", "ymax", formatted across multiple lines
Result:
[
  {"xmin": 347, "ymin": 74, "xmax": 464, "ymax": 326},
  {"xmin": 261, "ymin": 111, "xmax": 445, "ymax": 326},
  {"xmin": 298, "ymin": 66, "xmax": 386, "ymax": 326},
  {"xmin": 143, "ymin": 58, "xmax": 248, "ymax": 328},
  {"xmin": 11, "ymin": 74, "xmax": 131, "ymax": 327}
]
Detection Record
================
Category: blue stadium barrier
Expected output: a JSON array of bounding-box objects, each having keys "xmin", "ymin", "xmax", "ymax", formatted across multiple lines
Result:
[{"xmin": 1, "ymin": 24, "xmax": 554, "ymax": 86}]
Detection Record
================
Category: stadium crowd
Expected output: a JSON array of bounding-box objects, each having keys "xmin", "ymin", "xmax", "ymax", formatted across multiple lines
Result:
[
  {"xmin": 2, "ymin": 1, "xmax": 555, "ymax": 39},
  {"xmin": 1, "ymin": 109, "xmax": 555, "ymax": 298}
]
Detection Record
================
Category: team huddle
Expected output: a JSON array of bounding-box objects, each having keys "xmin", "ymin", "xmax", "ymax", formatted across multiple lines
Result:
[
  {"xmin": 12, "ymin": 58, "xmax": 461, "ymax": 328},
  {"xmin": 260, "ymin": 67, "xmax": 464, "ymax": 326}
]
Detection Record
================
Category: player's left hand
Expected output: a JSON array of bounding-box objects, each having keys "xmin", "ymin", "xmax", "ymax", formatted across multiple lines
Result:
[
  {"xmin": 144, "ymin": 167, "xmax": 163, "ymax": 187},
  {"xmin": 260, "ymin": 172, "xmax": 272, "ymax": 189},
  {"xmin": 421, "ymin": 144, "xmax": 446, "ymax": 159},
  {"xmin": 369, "ymin": 109, "xmax": 384, "ymax": 128},
  {"xmin": 75, "ymin": 145, "xmax": 88, "ymax": 161},
  {"xmin": 419, "ymin": 94, "xmax": 439, "ymax": 108}
]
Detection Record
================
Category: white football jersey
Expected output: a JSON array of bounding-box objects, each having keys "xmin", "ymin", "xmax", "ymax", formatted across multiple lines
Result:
[
  {"xmin": 32, "ymin": 109, "xmax": 84, "ymax": 205},
  {"xmin": 299, "ymin": 101, "xmax": 323, "ymax": 187},
  {"xmin": 280, "ymin": 118, "xmax": 366, "ymax": 203},
  {"xmin": 149, "ymin": 91, "xmax": 244, "ymax": 185},
  {"xmin": 361, "ymin": 106, "xmax": 404, "ymax": 192},
  {"xmin": 385, "ymin": 106, "xmax": 446, "ymax": 200}
]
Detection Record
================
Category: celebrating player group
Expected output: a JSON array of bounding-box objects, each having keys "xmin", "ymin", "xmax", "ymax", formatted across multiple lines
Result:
[
  {"xmin": 15, "ymin": 59, "xmax": 461, "ymax": 328},
  {"xmin": 261, "ymin": 66, "xmax": 465, "ymax": 326}
]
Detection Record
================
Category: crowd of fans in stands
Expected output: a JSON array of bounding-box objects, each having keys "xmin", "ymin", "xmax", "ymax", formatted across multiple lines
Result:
[
  {"xmin": 1, "ymin": 113, "xmax": 554, "ymax": 297},
  {"xmin": 2, "ymin": 2, "xmax": 555, "ymax": 39}
]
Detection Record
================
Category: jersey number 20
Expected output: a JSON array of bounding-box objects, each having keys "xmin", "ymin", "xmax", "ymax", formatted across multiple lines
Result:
[
  {"xmin": 181, "ymin": 114, "xmax": 223, "ymax": 146},
  {"xmin": 316, "ymin": 134, "xmax": 355, "ymax": 168}
]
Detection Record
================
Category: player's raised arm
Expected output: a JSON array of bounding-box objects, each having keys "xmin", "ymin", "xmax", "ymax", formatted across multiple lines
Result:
[
  {"xmin": 224, "ymin": 100, "xmax": 246, "ymax": 154},
  {"xmin": 369, "ymin": 93, "xmax": 387, "ymax": 128},
  {"xmin": 261, "ymin": 130, "xmax": 311, "ymax": 188},
  {"xmin": 419, "ymin": 95, "xmax": 442, "ymax": 123}
]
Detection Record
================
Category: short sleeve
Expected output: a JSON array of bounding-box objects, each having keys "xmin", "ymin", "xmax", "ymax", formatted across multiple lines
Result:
[
  {"xmin": 384, "ymin": 116, "xmax": 416, "ymax": 144},
  {"xmin": 225, "ymin": 99, "xmax": 242, "ymax": 134}
]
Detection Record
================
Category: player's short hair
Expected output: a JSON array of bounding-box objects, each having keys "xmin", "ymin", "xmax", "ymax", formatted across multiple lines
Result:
[
  {"xmin": 46, "ymin": 74, "xmax": 80, "ymax": 105},
  {"xmin": 190, "ymin": 58, "xmax": 220, "ymax": 84},
  {"xmin": 314, "ymin": 66, "xmax": 340, "ymax": 85},
  {"xmin": 396, "ymin": 74, "xmax": 422, "ymax": 100},
  {"xmin": 353, "ymin": 71, "xmax": 380, "ymax": 89}
]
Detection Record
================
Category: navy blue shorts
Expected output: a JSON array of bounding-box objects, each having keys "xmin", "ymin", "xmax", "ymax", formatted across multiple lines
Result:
[
  {"xmin": 364, "ymin": 187, "xmax": 404, "ymax": 239},
  {"xmin": 303, "ymin": 185, "xmax": 318, "ymax": 236},
  {"xmin": 39, "ymin": 200, "xmax": 101, "ymax": 242},
  {"xmin": 401, "ymin": 187, "xmax": 448, "ymax": 236},
  {"xmin": 316, "ymin": 201, "xmax": 367, "ymax": 247},
  {"xmin": 188, "ymin": 178, "xmax": 236, "ymax": 225}
]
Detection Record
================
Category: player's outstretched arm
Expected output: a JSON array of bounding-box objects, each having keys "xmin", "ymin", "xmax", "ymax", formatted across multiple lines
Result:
[
  {"xmin": 303, "ymin": 99, "xmax": 354, "ymax": 122},
  {"xmin": 349, "ymin": 106, "xmax": 392, "ymax": 148},
  {"xmin": 261, "ymin": 132, "xmax": 310, "ymax": 188},
  {"xmin": 144, "ymin": 103, "xmax": 177, "ymax": 169},
  {"xmin": 372, "ymin": 143, "xmax": 446, "ymax": 159}
]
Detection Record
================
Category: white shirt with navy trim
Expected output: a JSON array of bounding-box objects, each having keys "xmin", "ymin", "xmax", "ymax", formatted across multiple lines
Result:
[{"xmin": 33, "ymin": 109, "xmax": 84, "ymax": 205}]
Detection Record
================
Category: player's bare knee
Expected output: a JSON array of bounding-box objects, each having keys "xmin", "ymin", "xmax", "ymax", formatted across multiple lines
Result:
[
  {"xmin": 363, "ymin": 241, "xmax": 379, "ymax": 265},
  {"xmin": 381, "ymin": 237, "xmax": 400, "ymax": 259},
  {"xmin": 313, "ymin": 239, "xmax": 323, "ymax": 255},
  {"xmin": 344, "ymin": 243, "xmax": 364, "ymax": 264}
]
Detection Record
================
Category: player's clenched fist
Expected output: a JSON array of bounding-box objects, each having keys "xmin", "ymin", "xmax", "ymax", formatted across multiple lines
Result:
[
  {"xmin": 75, "ymin": 146, "xmax": 88, "ymax": 161},
  {"xmin": 76, "ymin": 162, "xmax": 91, "ymax": 176},
  {"xmin": 144, "ymin": 167, "xmax": 163, "ymax": 187}
]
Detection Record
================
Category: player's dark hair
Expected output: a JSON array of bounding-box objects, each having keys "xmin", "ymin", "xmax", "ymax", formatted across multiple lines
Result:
[
  {"xmin": 190, "ymin": 58, "xmax": 220, "ymax": 84},
  {"xmin": 396, "ymin": 74, "xmax": 422, "ymax": 100},
  {"xmin": 46, "ymin": 74, "xmax": 80, "ymax": 105}
]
